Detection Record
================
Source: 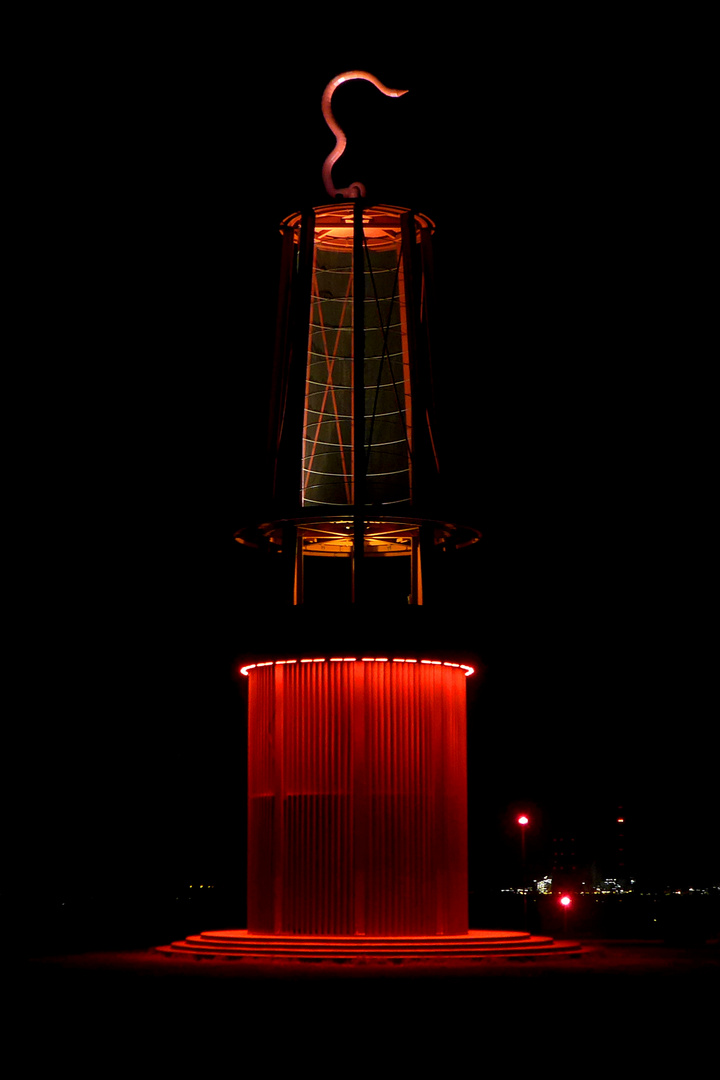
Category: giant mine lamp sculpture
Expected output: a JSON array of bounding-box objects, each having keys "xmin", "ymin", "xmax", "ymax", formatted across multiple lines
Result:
[{"xmin": 161, "ymin": 73, "xmax": 579, "ymax": 960}]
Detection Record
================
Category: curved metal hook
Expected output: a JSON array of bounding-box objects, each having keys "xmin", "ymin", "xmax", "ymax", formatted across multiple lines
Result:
[{"xmin": 322, "ymin": 71, "xmax": 408, "ymax": 199}]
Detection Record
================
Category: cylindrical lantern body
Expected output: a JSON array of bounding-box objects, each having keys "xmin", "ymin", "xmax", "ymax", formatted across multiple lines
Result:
[
  {"xmin": 247, "ymin": 658, "xmax": 468, "ymax": 936},
  {"xmin": 271, "ymin": 204, "xmax": 439, "ymax": 518}
]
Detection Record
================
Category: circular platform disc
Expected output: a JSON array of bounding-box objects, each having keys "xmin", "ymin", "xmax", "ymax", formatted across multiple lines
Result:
[{"xmin": 157, "ymin": 928, "xmax": 581, "ymax": 961}]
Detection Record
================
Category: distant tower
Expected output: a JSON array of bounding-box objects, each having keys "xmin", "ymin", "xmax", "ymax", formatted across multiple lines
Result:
[{"xmin": 161, "ymin": 73, "xmax": 579, "ymax": 959}]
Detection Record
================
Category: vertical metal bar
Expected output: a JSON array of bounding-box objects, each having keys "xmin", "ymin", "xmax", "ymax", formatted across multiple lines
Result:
[
  {"xmin": 352, "ymin": 201, "xmax": 365, "ymax": 602},
  {"xmin": 418, "ymin": 221, "xmax": 441, "ymax": 476},
  {"xmin": 269, "ymin": 224, "xmax": 297, "ymax": 501},
  {"xmin": 293, "ymin": 530, "xmax": 303, "ymax": 605},
  {"xmin": 281, "ymin": 209, "xmax": 315, "ymax": 509},
  {"xmin": 410, "ymin": 532, "xmax": 423, "ymax": 606},
  {"xmin": 419, "ymin": 521, "xmax": 434, "ymax": 606},
  {"xmin": 396, "ymin": 243, "xmax": 413, "ymax": 502},
  {"xmin": 399, "ymin": 213, "xmax": 417, "ymax": 500}
]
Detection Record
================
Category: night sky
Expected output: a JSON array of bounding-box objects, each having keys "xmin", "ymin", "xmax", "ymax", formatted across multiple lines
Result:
[{"xmin": 17, "ymin": 25, "xmax": 716, "ymax": 935}]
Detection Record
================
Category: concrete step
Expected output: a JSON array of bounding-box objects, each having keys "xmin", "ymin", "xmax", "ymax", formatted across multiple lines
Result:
[{"xmin": 156, "ymin": 929, "xmax": 582, "ymax": 960}]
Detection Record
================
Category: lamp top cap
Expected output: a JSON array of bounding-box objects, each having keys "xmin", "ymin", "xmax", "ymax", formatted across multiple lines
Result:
[{"xmin": 322, "ymin": 71, "xmax": 408, "ymax": 200}]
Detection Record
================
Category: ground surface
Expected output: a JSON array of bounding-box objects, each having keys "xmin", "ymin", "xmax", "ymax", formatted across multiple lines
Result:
[
  {"xmin": 19, "ymin": 939, "xmax": 720, "ymax": 978},
  {"xmin": 12, "ymin": 942, "xmax": 717, "ymax": 1069}
]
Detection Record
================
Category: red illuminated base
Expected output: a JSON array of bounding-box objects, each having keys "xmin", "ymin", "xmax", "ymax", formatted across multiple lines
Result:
[{"xmin": 157, "ymin": 929, "xmax": 581, "ymax": 961}]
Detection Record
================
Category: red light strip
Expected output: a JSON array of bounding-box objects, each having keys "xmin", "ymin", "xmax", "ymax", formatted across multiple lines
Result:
[{"xmin": 240, "ymin": 657, "xmax": 474, "ymax": 677}]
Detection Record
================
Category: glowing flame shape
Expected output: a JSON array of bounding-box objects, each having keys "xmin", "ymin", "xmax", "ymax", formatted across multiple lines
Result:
[{"xmin": 322, "ymin": 71, "xmax": 408, "ymax": 199}]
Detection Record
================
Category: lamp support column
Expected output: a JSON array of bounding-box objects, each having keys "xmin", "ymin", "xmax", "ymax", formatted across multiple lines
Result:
[{"xmin": 352, "ymin": 200, "xmax": 366, "ymax": 602}]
